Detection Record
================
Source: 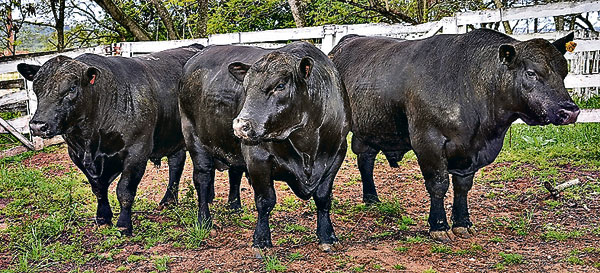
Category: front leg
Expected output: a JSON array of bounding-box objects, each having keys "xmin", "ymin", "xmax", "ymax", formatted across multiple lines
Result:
[
  {"xmin": 116, "ymin": 158, "xmax": 148, "ymax": 235},
  {"xmin": 160, "ymin": 149, "xmax": 186, "ymax": 207},
  {"xmin": 243, "ymin": 146, "xmax": 275, "ymax": 248},
  {"xmin": 451, "ymin": 174, "xmax": 476, "ymax": 238},
  {"xmin": 412, "ymin": 131, "xmax": 451, "ymax": 242},
  {"xmin": 313, "ymin": 152, "xmax": 345, "ymax": 252}
]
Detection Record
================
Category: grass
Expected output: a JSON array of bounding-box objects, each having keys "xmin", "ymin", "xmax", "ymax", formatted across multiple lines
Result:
[{"xmin": 264, "ymin": 254, "xmax": 287, "ymax": 272}]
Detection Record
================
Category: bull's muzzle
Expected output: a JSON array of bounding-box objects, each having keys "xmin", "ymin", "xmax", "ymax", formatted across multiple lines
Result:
[
  {"xmin": 556, "ymin": 102, "xmax": 580, "ymax": 125},
  {"xmin": 233, "ymin": 117, "xmax": 256, "ymax": 140},
  {"xmin": 29, "ymin": 120, "xmax": 51, "ymax": 138}
]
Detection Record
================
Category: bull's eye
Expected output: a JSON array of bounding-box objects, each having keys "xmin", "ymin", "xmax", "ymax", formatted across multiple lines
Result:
[
  {"xmin": 274, "ymin": 83, "xmax": 285, "ymax": 91},
  {"xmin": 525, "ymin": 70, "xmax": 537, "ymax": 80}
]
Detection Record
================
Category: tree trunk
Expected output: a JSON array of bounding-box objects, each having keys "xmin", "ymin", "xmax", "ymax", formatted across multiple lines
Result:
[
  {"xmin": 196, "ymin": 0, "xmax": 208, "ymax": 37},
  {"xmin": 147, "ymin": 0, "xmax": 178, "ymax": 40},
  {"xmin": 417, "ymin": 0, "xmax": 427, "ymax": 23},
  {"xmin": 288, "ymin": 0, "xmax": 307, "ymax": 28},
  {"xmin": 5, "ymin": 7, "xmax": 15, "ymax": 55},
  {"xmin": 493, "ymin": 0, "xmax": 512, "ymax": 35},
  {"xmin": 92, "ymin": 0, "xmax": 151, "ymax": 41},
  {"xmin": 50, "ymin": 0, "xmax": 66, "ymax": 51}
]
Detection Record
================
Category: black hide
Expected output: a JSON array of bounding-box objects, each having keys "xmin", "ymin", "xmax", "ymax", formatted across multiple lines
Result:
[
  {"xmin": 330, "ymin": 29, "xmax": 579, "ymax": 241},
  {"xmin": 233, "ymin": 42, "xmax": 351, "ymax": 248},
  {"xmin": 18, "ymin": 44, "xmax": 204, "ymax": 235}
]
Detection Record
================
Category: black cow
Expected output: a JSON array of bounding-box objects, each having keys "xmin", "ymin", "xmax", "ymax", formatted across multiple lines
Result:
[
  {"xmin": 231, "ymin": 41, "xmax": 351, "ymax": 251},
  {"xmin": 17, "ymin": 44, "xmax": 204, "ymax": 235},
  {"xmin": 330, "ymin": 29, "xmax": 579, "ymax": 242},
  {"xmin": 178, "ymin": 45, "xmax": 272, "ymax": 225}
]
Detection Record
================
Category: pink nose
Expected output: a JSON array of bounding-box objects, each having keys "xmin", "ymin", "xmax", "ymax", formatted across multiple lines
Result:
[
  {"xmin": 233, "ymin": 118, "xmax": 252, "ymax": 139},
  {"xmin": 558, "ymin": 108, "xmax": 580, "ymax": 124}
]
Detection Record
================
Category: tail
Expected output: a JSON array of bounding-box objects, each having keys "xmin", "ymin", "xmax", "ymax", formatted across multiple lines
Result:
[{"xmin": 328, "ymin": 34, "xmax": 361, "ymax": 58}]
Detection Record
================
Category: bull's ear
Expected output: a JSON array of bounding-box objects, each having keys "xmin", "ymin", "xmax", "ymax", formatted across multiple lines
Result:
[
  {"xmin": 498, "ymin": 44, "xmax": 516, "ymax": 66},
  {"xmin": 299, "ymin": 57, "xmax": 314, "ymax": 80},
  {"xmin": 17, "ymin": 63, "xmax": 41, "ymax": 81},
  {"xmin": 84, "ymin": 67, "xmax": 99, "ymax": 86},
  {"xmin": 552, "ymin": 32, "xmax": 575, "ymax": 54},
  {"xmin": 228, "ymin": 62, "xmax": 251, "ymax": 82}
]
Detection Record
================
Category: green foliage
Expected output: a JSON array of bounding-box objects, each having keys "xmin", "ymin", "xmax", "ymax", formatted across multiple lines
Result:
[
  {"xmin": 264, "ymin": 254, "xmax": 287, "ymax": 272},
  {"xmin": 207, "ymin": 0, "xmax": 294, "ymax": 34},
  {"xmin": 496, "ymin": 252, "xmax": 525, "ymax": 269},
  {"xmin": 393, "ymin": 264, "xmax": 406, "ymax": 270}
]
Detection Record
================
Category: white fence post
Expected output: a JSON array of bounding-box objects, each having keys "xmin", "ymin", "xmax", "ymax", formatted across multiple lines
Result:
[{"xmin": 321, "ymin": 25, "xmax": 336, "ymax": 54}]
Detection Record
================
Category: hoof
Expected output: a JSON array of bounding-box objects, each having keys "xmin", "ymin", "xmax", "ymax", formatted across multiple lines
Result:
[
  {"xmin": 430, "ymin": 230, "xmax": 454, "ymax": 243},
  {"xmin": 251, "ymin": 247, "xmax": 271, "ymax": 259},
  {"xmin": 363, "ymin": 195, "xmax": 381, "ymax": 206},
  {"xmin": 95, "ymin": 218, "xmax": 112, "ymax": 226},
  {"xmin": 117, "ymin": 226, "xmax": 133, "ymax": 236},
  {"xmin": 318, "ymin": 242, "xmax": 341, "ymax": 253},
  {"xmin": 452, "ymin": 226, "xmax": 476, "ymax": 238}
]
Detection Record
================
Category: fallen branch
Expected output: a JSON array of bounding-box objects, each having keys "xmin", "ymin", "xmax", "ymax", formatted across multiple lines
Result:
[{"xmin": 544, "ymin": 179, "xmax": 582, "ymax": 199}]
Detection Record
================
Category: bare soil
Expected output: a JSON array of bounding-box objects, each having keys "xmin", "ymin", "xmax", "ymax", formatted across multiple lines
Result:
[{"xmin": 6, "ymin": 145, "xmax": 600, "ymax": 272}]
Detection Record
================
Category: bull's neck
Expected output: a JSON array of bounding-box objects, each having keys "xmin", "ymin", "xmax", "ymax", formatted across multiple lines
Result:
[{"xmin": 78, "ymin": 81, "xmax": 130, "ymax": 133}]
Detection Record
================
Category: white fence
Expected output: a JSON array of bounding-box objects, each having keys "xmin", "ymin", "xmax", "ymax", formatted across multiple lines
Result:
[{"xmin": 0, "ymin": 0, "xmax": 599, "ymax": 151}]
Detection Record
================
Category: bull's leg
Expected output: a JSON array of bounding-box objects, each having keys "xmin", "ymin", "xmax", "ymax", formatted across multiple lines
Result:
[
  {"xmin": 353, "ymin": 136, "xmax": 380, "ymax": 204},
  {"xmin": 313, "ymin": 152, "xmax": 345, "ymax": 252},
  {"xmin": 227, "ymin": 168, "xmax": 243, "ymax": 210},
  {"xmin": 115, "ymin": 159, "xmax": 147, "ymax": 235},
  {"xmin": 451, "ymin": 174, "xmax": 476, "ymax": 238},
  {"xmin": 189, "ymin": 146, "xmax": 216, "ymax": 226},
  {"xmin": 250, "ymin": 177, "xmax": 276, "ymax": 248},
  {"xmin": 412, "ymin": 134, "xmax": 451, "ymax": 242},
  {"xmin": 68, "ymin": 148, "xmax": 117, "ymax": 226},
  {"xmin": 159, "ymin": 149, "xmax": 186, "ymax": 207}
]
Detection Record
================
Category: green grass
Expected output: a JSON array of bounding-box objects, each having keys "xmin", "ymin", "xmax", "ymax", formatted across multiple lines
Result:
[
  {"xmin": 393, "ymin": 264, "xmax": 406, "ymax": 270},
  {"xmin": 495, "ymin": 252, "xmax": 525, "ymax": 269},
  {"xmin": 541, "ymin": 224, "xmax": 583, "ymax": 241},
  {"xmin": 573, "ymin": 95, "xmax": 600, "ymax": 109},
  {"xmin": 264, "ymin": 254, "xmax": 287, "ymax": 272}
]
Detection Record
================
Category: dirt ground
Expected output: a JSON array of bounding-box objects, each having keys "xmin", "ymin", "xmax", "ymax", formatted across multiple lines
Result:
[{"xmin": 6, "ymin": 145, "xmax": 600, "ymax": 272}]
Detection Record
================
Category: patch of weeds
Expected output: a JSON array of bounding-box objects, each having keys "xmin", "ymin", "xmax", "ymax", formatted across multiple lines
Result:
[
  {"xmin": 274, "ymin": 196, "xmax": 300, "ymax": 212},
  {"xmin": 288, "ymin": 252, "xmax": 303, "ymax": 262},
  {"xmin": 351, "ymin": 264, "xmax": 366, "ymax": 272},
  {"xmin": 543, "ymin": 200, "xmax": 561, "ymax": 209},
  {"xmin": 264, "ymin": 254, "xmax": 286, "ymax": 272},
  {"xmin": 375, "ymin": 198, "xmax": 404, "ymax": 216},
  {"xmin": 541, "ymin": 224, "xmax": 583, "ymax": 241},
  {"xmin": 490, "ymin": 236, "xmax": 503, "ymax": 243},
  {"xmin": 509, "ymin": 209, "xmax": 534, "ymax": 236},
  {"xmin": 372, "ymin": 264, "xmax": 383, "ymax": 270},
  {"xmin": 154, "ymin": 255, "xmax": 171, "ymax": 272},
  {"xmin": 126, "ymin": 254, "xmax": 146, "ymax": 263},
  {"xmin": 430, "ymin": 244, "xmax": 452, "ymax": 254},
  {"xmin": 565, "ymin": 255, "xmax": 585, "ymax": 265},
  {"xmin": 397, "ymin": 215, "xmax": 415, "ymax": 231},
  {"xmin": 592, "ymin": 226, "xmax": 600, "ymax": 236},
  {"xmin": 394, "ymin": 246, "xmax": 408, "ymax": 252},
  {"xmin": 116, "ymin": 266, "xmax": 128, "ymax": 271},
  {"xmin": 495, "ymin": 252, "xmax": 525, "ymax": 269},
  {"xmin": 284, "ymin": 223, "xmax": 307, "ymax": 233},
  {"xmin": 371, "ymin": 230, "xmax": 394, "ymax": 239},
  {"xmin": 422, "ymin": 267, "xmax": 437, "ymax": 273},
  {"xmin": 186, "ymin": 219, "xmax": 213, "ymax": 248},
  {"xmin": 393, "ymin": 264, "xmax": 406, "ymax": 270},
  {"xmin": 403, "ymin": 235, "xmax": 426, "ymax": 243}
]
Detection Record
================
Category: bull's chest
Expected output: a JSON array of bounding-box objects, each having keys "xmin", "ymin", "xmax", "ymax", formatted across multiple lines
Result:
[{"xmin": 445, "ymin": 130, "xmax": 507, "ymax": 176}]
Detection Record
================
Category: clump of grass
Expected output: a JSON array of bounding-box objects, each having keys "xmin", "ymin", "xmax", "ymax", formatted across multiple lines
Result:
[
  {"xmin": 154, "ymin": 255, "xmax": 171, "ymax": 271},
  {"xmin": 541, "ymin": 224, "xmax": 583, "ymax": 241},
  {"xmin": 264, "ymin": 254, "xmax": 286, "ymax": 272},
  {"xmin": 186, "ymin": 220, "xmax": 213, "ymax": 248},
  {"xmin": 495, "ymin": 252, "xmax": 525, "ymax": 269},
  {"xmin": 430, "ymin": 244, "xmax": 452, "ymax": 254}
]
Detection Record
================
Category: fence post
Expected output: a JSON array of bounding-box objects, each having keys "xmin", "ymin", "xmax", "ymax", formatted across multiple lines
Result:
[
  {"xmin": 321, "ymin": 25, "xmax": 336, "ymax": 54},
  {"xmin": 441, "ymin": 17, "xmax": 458, "ymax": 34}
]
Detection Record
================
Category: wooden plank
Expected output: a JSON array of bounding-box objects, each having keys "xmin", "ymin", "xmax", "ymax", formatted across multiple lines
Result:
[
  {"xmin": 0, "ymin": 79, "xmax": 24, "ymax": 90},
  {"xmin": 0, "ymin": 90, "xmax": 28, "ymax": 106},
  {"xmin": 457, "ymin": 0, "xmax": 600, "ymax": 25},
  {"xmin": 0, "ymin": 116, "xmax": 34, "ymax": 150},
  {"xmin": 513, "ymin": 109, "xmax": 600, "ymax": 124},
  {"xmin": 0, "ymin": 46, "xmax": 105, "ymax": 74},
  {"xmin": 0, "ymin": 115, "xmax": 30, "ymax": 134},
  {"xmin": 564, "ymin": 74, "xmax": 600, "ymax": 89}
]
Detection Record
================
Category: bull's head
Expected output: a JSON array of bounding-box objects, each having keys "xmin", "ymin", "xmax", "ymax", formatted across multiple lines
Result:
[
  {"xmin": 230, "ymin": 52, "xmax": 312, "ymax": 142},
  {"xmin": 499, "ymin": 33, "xmax": 579, "ymax": 125},
  {"xmin": 18, "ymin": 56, "xmax": 99, "ymax": 138}
]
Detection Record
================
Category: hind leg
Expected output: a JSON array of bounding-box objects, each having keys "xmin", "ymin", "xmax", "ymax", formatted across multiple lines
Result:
[
  {"xmin": 227, "ymin": 168, "xmax": 243, "ymax": 210},
  {"xmin": 353, "ymin": 135, "xmax": 380, "ymax": 204},
  {"xmin": 159, "ymin": 149, "xmax": 186, "ymax": 207}
]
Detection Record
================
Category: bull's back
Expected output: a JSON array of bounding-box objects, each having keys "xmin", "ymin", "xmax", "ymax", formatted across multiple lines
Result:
[{"xmin": 180, "ymin": 45, "xmax": 271, "ymax": 166}]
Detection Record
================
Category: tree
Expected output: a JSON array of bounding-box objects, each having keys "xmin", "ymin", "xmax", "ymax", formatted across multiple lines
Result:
[
  {"xmin": 92, "ymin": 0, "xmax": 151, "ymax": 41},
  {"xmin": 146, "ymin": 0, "xmax": 178, "ymax": 39},
  {"xmin": 288, "ymin": 0, "xmax": 307, "ymax": 27},
  {"xmin": 1, "ymin": 1, "xmax": 35, "ymax": 55}
]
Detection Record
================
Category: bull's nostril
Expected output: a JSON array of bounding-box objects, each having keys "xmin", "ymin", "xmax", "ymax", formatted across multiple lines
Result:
[{"xmin": 242, "ymin": 124, "xmax": 250, "ymax": 132}]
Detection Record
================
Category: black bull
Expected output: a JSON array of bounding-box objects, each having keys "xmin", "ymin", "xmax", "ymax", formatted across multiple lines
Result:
[
  {"xmin": 179, "ymin": 42, "xmax": 350, "ymax": 250},
  {"xmin": 17, "ymin": 44, "xmax": 204, "ymax": 235},
  {"xmin": 330, "ymin": 29, "xmax": 579, "ymax": 242}
]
